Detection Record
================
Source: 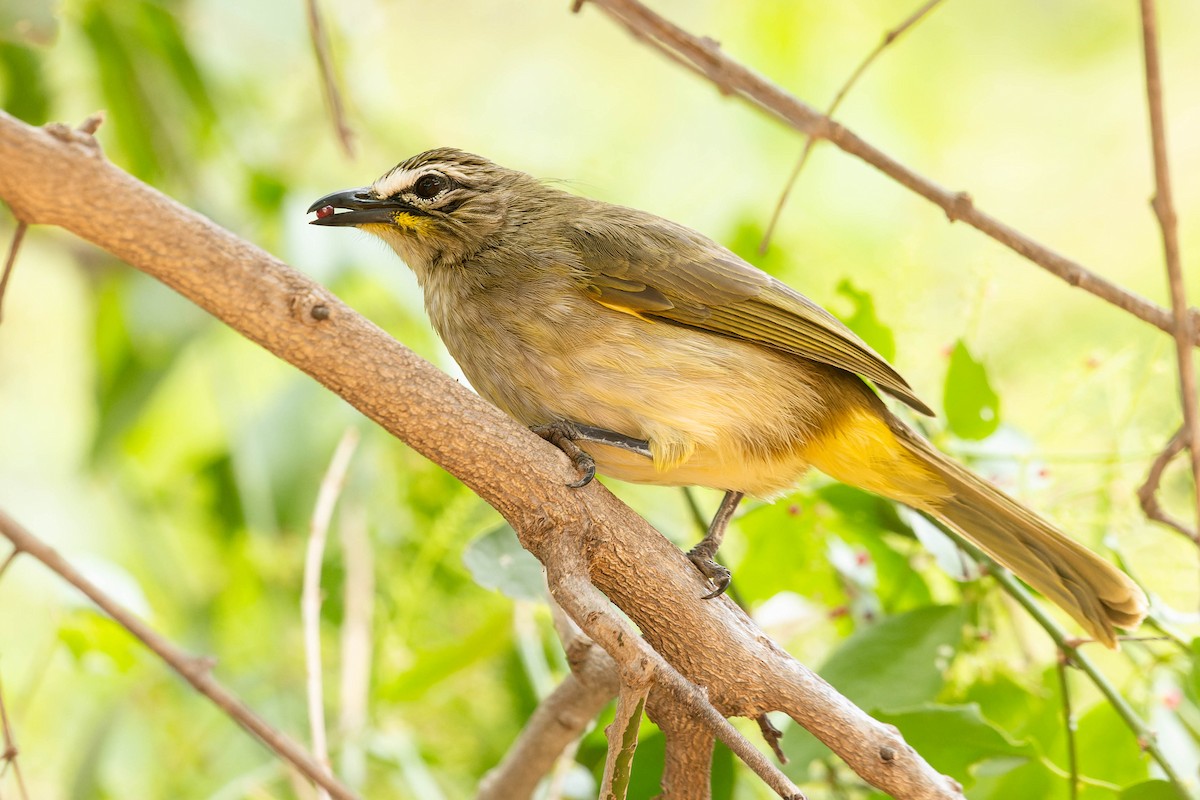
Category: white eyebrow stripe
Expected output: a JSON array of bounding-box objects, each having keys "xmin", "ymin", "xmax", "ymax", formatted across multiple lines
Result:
[{"xmin": 372, "ymin": 167, "xmax": 419, "ymax": 198}]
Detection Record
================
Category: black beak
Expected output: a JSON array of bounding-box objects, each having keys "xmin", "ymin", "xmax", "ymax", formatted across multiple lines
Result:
[{"xmin": 307, "ymin": 187, "xmax": 413, "ymax": 227}]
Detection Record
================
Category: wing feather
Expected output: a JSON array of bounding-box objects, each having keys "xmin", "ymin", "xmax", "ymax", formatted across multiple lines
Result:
[{"xmin": 567, "ymin": 215, "xmax": 933, "ymax": 416}]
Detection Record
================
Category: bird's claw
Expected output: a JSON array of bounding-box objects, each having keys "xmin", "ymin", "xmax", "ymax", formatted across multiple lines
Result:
[
  {"xmin": 687, "ymin": 548, "xmax": 731, "ymax": 599},
  {"xmin": 566, "ymin": 450, "xmax": 596, "ymax": 488},
  {"xmin": 532, "ymin": 421, "xmax": 596, "ymax": 488}
]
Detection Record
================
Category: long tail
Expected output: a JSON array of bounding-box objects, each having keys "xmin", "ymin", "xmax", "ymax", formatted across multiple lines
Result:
[{"xmin": 805, "ymin": 406, "xmax": 1148, "ymax": 648}]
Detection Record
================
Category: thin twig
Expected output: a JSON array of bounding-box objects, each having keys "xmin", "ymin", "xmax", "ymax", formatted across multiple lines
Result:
[
  {"xmin": 0, "ymin": 221, "xmax": 27, "ymax": 324},
  {"xmin": 547, "ymin": 564, "xmax": 813, "ymax": 799},
  {"xmin": 760, "ymin": 0, "xmax": 946, "ymax": 253},
  {"xmin": 0, "ymin": 672, "xmax": 29, "ymax": 800},
  {"xmin": 941, "ymin": 525, "xmax": 1191, "ymax": 796},
  {"xmin": 757, "ymin": 712, "xmax": 787, "ymax": 764},
  {"xmin": 600, "ymin": 686, "xmax": 649, "ymax": 800},
  {"xmin": 1138, "ymin": 0, "xmax": 1200, "ymax": 545},
  {"xmin": 337, "ymin": 502, "xmax": 373, "ymax": 786},
  {"xmin": 0, "ymin": 507, "xmax": 362, "ymax": 800},
  {"xmin": 303, "ymin": 427, "xmax": 361, "ymax": 800},
  {"xmin": 305, "ymin": 0, "xmax": 355, "ymax": 158},
  {"xmin": 1137, "ymin": 427, "xmax": 1198, "ymax": 542},
  {"xmin": 1055, "ymin": 654, "xmax": 1078, "ymax": 800},
  {"xmin": 0, "ymin": 548, "xmax": 20, "ymax": 582},
  {"xmin": 573, "ymin": 0, "xmax": 1200, "ymax": 344}
]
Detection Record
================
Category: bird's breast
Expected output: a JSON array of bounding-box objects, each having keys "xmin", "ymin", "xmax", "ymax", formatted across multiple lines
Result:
[{"xmin": 423, "ymin": 280, "xmax": 848, "ymax": 496}]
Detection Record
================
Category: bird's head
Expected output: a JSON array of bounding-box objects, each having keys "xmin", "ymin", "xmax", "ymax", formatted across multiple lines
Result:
[{"xmin": 308, "ymin": 148, "xmax": 537, "ymax": 279}]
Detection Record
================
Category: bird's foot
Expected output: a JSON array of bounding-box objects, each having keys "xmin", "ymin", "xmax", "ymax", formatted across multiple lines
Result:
[
  {"xmin": 532, "ymin": 420, "xmax": 597, "ymax": 488},
  {"xmin": 531, "ymin": 420, "xmax": 652, "ymax": 489},
  {"xmin": 687, "ymin": 544, "xmax": 732, "ymax": 599}
]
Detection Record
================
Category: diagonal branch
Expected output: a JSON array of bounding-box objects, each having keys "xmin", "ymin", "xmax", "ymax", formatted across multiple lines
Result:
[
  {"xmin": 1138, "ymin": 0, "xmax": 1200, "ymax": 539},
  {"xmin": 0, "ymin": 110, "xmax": 961, "ymax": 799},
  {"xmin": 572, "ymin": 0, "xmax": 1200, "ymax": 345},
  {"xmin": 477, "ymin": 630, "xmax": 618, "ymax": 800},
  {"xmin": 0, "ymin": 508, "xmax": 361, "ymax": 800},
  {"xmin": 761, "ymin": 0, "xmax": 947, "ymax": 253},
  {"xmin": 0, "ymin": 221, "xmax": 26, "ymax": 323},
  {"xmin": 305, "ymin": 0, "xmax": 355, "ymax": 158}
]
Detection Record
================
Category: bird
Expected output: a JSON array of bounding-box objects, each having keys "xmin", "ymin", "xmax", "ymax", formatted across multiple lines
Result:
[{"xmin": 308, "ymin": 147, "xmax": 1147, "ymax": 647}]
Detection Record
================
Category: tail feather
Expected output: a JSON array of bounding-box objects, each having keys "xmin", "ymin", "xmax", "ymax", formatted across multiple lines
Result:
[{"xmin": 893, "ymin": 424, "xmax": 1147, "ymax": 647}]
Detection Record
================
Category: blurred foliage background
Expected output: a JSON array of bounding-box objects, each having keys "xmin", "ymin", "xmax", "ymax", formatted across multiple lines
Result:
[{"xmin": 2, "ymin": 0, "xmax": 1200, "ymax": 797}]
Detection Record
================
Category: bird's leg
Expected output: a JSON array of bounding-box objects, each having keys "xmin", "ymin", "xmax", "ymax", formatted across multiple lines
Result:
[
  {"xmin": 687, "ymin": 490, "xmax": 744, "ymax": 599},
  {"xmin": 532, "ymin": 419, "xmax": 651, "ymax": 488}
]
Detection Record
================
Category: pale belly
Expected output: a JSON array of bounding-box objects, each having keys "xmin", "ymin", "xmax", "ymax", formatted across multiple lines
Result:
[{"xmin": 437, "ymin": 299, "xmax": 850, "ymax": 497}]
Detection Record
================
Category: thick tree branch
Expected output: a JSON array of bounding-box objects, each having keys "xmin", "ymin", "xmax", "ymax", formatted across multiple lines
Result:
[
  {"xmin": 648, "ymin": 687, "xmax": 717, "ymax": 800},
  {"xmin": 0, "ymin": 110, "xmax": 961, "ymax": 799},
  {"xmin": 573, "ymin": 0, "xmax": 1200, "ymax": 345},
  {"xmin": 477, "ymin": 633, "xmax": 618, "ymax": 800}
]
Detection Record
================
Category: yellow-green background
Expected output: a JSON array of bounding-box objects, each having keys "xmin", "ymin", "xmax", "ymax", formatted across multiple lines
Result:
[{"xmin": 1, "ymin": 0, "xmax": 1198, "ymax": 797}]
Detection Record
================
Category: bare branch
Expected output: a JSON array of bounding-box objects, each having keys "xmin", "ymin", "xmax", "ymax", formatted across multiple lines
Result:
[
  {"xmin": 1055, "ymin": 653, "xmax": 1079, "ymax": 800},
  {"xmin": 600, "ymin": 685, "xmax": 650, "ymax": 800},
  {"xmin": 0, "ymin": 671, "xmax": 30, "ymax": 800},
  {"xmin": 1138, "ymin": 0, "xmax": 1200, "ymax": 541},
  {"xmin": 305, "ymin": 0, "xmax": 355, "ymax": 157},
  {"xmin": 573, "ymin": 0, "xmax": 1200, "ymax": 344},
  {"xmin": 0, "ymin": 548, "xmax": 20, "ymax": 582},
  {"xmin": 648, "ymin": 688, "xmax": 717, "ymax": 800},
  {"xmin": 303, "ymin": 427, "xmax": 361, "ymax": 799},
  {"xmin": 761, "ymin": 0, "xmax": 946, "ymax": 253},
  {"xmin": 0, "ymin": 221, "xmax": 26, "ymax": 323},
  {"xmin": 477, "ymin": 634, "xmax": 618, "ymax": 800},
  {"xmin": 0, "ymin": 508, "xmax": 361, "ymax": 800},
  {"xmin": 337, "ymin": 502, "xmax": 374, "ymax": 785},
  {"xmin": 1137, "ymin": 427, "xmax": 1198, "ymax": 542},
  {"xmin": 756, "ymin": 713, "xmax": 787, "ymax": 764}
]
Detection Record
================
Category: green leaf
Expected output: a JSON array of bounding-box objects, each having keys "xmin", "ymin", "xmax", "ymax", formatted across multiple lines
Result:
[
  {"xmin": 1189, "ymin": 638, "xmax": 1200, "ymax": 702},
  {"xmin": 1119, "ymin": 780, "xmax": 1188, "ymax": 800},
  {"xmin": 380, "ymin": 608, "xmax": 513, "ymax": 702},
  {"xmin": 819, "ymin": 604, "xmax": 966, "ymax": 712},
  {"xmin": 462, "ymin": 523, "xmax": 545, "ymax": 601},
  {"xmin": 58, "ymin": 611, "xmax": 140, "ymax": 673},
  {"xmin": 970, "ymin": 758, "xmax": 1062, "ymax": 800},
  {"xmin": 875, "ymin": 704, "xmax": 1035, "ymax": 788},
  {"xmin": 836, "ymin": 279, "xmax": 897, "ymax": 361},
  {"xmin": 1074, "ymin": 700, "xmax": 1150, "ymax": 788},
  {"xmin": 943, "ymin": 339, "xmax": 1001, "ymax": 440},
  {"xmin": 608, "ymin": 696, "xmax": 646, "ymax": 798},
  {"xmin": 712, "ymin": 739, "xmax": 735, "ymax": 800},
  {"xmin": 134, "ymin": 1, "xmax": 218, "ymax": 144},
  {"xmin": 0, "ymin": 42, "xmax": 50, "ymax": 123},
  {"xmin": 621, "ymin": 728, "xmax": 664, "ymax": 798},
  {"xmin": 782, "ymin": 605, "xmax": 967, "ymax": 781}
]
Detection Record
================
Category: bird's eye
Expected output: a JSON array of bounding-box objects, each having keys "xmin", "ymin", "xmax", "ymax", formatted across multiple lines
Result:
[{"xmin": 413, "ymin": 173, "xmax": 449, "ymax": 200}]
